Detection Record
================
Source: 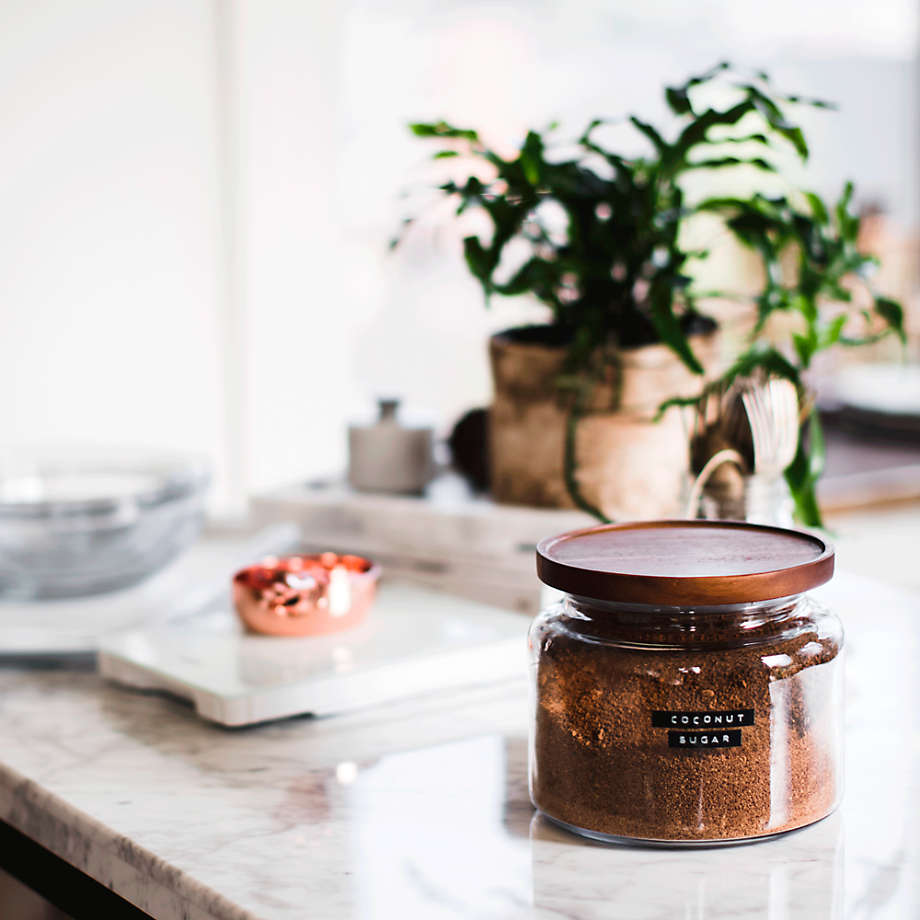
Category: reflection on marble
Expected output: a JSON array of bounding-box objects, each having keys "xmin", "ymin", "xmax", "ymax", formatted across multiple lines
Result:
[
  {"xmin": 0, "ymin": 573, "xmax": 916, "ymax": 919},
  {"xmin": 531, "ymin": 812, "xmax": 843, "ymax": 919}
]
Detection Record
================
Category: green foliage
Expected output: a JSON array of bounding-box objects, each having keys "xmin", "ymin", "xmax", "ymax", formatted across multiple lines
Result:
[
  {"xmin": 784, "ymin": 411, "xmax": 825, "ymax": 527},
  {"xmin": 694, "ymin": 183, "xmax": 906, "ymax": 526},
  {"xmin": 400, "ymin": 63, "xmax": 824, "ymax": 377},
  {"xmin": 400, "ymin": 65, "xmax": 905, "ymax": 527}
]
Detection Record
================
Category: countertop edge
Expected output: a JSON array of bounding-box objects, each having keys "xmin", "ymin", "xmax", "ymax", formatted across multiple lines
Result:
[{"xmin": 0, "ymin": 760, "xmax": 256, "ymax": 920}]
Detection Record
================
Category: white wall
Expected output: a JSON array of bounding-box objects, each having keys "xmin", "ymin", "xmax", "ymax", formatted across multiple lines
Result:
[
  {"xmin": 0, "ymin": 0, "xmax": 229, "ymax": 500},
  {"xmin": 232, "ymin": 1, "xmax": 350, "ymax": 493}
]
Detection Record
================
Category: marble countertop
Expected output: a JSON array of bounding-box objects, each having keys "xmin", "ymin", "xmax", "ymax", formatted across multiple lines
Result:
[{"xmin": 0, "ymin": 572, "xmax": 917, "ymax": 919}]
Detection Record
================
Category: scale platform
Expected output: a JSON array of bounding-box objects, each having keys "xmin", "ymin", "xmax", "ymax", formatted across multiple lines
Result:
[{"xmin": 98, "ymin": 579, "xmax": 528, "ymax": 726}]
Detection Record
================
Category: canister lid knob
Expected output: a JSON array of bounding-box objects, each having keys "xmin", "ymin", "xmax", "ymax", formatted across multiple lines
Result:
[{"xmin": 377, "ymin": 398, "xmax": 400, "ymax": 421}]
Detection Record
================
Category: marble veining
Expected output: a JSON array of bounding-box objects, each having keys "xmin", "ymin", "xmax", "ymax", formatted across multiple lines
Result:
[{"xmin": 0, "ymin": 573, "xmax": 916, "ymax": 919}]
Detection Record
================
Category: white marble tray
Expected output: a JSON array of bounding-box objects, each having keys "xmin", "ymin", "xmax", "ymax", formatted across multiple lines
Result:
[{"xmin": 98, "ymin": 579, "xmax": 528, "ymax": 726}]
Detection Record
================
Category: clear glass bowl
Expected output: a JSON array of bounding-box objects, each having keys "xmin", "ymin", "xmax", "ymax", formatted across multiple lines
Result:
[{"xmin": 0, "ymin": 450, "xmax": 210, "ymax": 599}]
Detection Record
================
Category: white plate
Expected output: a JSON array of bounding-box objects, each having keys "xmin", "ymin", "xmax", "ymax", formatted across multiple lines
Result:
[{"xmin": 833, "ymin": 362, "xmax": 920, "ymax": 418}]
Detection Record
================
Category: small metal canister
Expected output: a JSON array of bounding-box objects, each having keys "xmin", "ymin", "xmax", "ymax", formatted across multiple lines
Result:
[{"xmin": 347, "ymin": 399, "xmax": 434, "ymax": 494}]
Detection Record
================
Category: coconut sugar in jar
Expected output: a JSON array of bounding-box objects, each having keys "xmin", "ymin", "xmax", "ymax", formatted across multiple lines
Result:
[{"xmin": 529, "ymin": 520, "xmax": 843, "ymax": 845}]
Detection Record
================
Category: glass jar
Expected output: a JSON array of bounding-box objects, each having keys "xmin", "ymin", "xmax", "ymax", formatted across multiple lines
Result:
[{"xmin": 530, "ymin": 520, "xmax": 843, "ymax": 845}]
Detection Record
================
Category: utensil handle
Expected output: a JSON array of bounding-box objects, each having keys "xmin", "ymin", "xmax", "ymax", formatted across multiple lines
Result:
[{"xmin": 684, "ymin": 449, "xmax": 746, "ymax": 519}]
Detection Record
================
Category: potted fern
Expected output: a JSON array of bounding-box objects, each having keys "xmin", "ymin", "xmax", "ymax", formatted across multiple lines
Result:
[{"xmin": 397, "ymin": 63, "xmax": 884, "ymax": 521}]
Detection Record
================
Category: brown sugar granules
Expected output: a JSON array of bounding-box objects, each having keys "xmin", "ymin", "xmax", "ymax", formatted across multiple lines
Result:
[{"xmin": 530, "ymin": 596, "xmax": 843, "ymax": 842}]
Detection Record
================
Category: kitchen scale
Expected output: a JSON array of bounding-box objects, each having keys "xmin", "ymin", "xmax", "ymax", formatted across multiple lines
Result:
[{"xmin": 99, "ymin": 578, "xmax": 528, "ymax": 726}]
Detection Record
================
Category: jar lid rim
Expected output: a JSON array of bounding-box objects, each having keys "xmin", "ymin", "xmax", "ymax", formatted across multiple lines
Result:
[{"xmin": 536, "ymin": 519, "xmax": 834, "ymax": 605}]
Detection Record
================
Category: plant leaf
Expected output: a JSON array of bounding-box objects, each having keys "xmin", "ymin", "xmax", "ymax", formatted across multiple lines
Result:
[
  {"xmin": 784, "ymin": 409, "xmax": 824, "ymax": 527},
  {"xmin": 817, "ymin": 314, "xmax": 848, "ymax": 350},
  {"xmin": 723, "ymin": 345, "xmax": 801, "ymax": 388},
  {"xmin": 462, "ymin": 236, "xmax": 494, "ymax": 289},
  {"xmin": 808, "ymin": 409, "xmax": 826, "ymax": 480},
  {"xmin": 409, "ymin": 121, "xmax": 478, "ymax": 141},
  {"xmin": 803, "ymin": 191, "xmax": 829, "ymax": 224},
  {"xmin": 714, "ymin": 132, "xmax": 772, "ymax": 146},
  {"xmin": 665, "ymin": 86, "xmax": 693, "ymax": 115},
  {"xmin": 686, "ymin": 156, "xmax": 776, "ymax": 172},
  {"xmin": 519, "ymin": 130, "xmax": 544, "ymax": 186},
  {"xmin": 875, "ymin": 296, "xmax": 907, "ymax": 343},
  {"xmin": 647, "ymin": 284, "xmax": 704, "ymax": 375},
  {"xmin": 834, "ymin": 181, "xmax": 857, "ymax": 240},
  {"xmin": 792, "ymin": 332, "xmax": 813, "ymax": 367},
  {"xmin": 629, "ymin": 116, "xmax": 668, "ymax": 155},
  {"xmin": 736, "ymin": 84, "xmax": 810, "ymax": 159},
  {"xmin": 784, "ymin": 94, "xmax": 836, "ymax": 110},
  {"xmin": 655, "ymin": 393, "xmax": 704, "ymax": 421}
]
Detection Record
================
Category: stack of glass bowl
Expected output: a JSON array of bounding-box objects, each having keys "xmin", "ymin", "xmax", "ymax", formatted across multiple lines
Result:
[{"xmin": 0, "ymin": 450, "xmax": 210, "ymax": 600}]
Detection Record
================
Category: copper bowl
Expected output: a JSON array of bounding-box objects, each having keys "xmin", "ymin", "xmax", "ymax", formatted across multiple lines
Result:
[{"xmin": 232, "ymin": 553, "xmax": 380, "ymax": 637}]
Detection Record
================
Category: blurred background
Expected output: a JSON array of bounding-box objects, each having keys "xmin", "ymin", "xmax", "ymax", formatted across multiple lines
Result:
[{"xmin": 1, "ymin": 1, "xmax": 919, "ymax": 590}]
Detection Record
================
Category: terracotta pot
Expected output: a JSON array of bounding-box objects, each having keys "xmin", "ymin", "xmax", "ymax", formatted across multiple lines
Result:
[{"xmin": 488, "ymin": 327, "xmax": 721, "ymax": 519}]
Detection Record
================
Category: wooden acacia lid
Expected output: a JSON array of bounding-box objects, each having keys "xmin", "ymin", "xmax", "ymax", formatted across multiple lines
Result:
[{"xmin": 536, "ymin": 520, "xmax": 834, "ymax": 605}]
